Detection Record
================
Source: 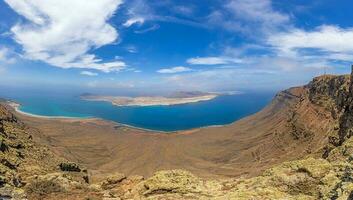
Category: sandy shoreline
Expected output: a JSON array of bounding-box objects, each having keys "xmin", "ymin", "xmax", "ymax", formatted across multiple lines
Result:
[
  {"xmin": 6, "ymin": 101, "xmax": 91, "ymax": 120},
  {"xmin": 4, "ymin": 100, "xmax": 233, "ymax": 134},
  {"xmin": 5, "ymin": 101, "xmax": 161, "ymax": 132}
]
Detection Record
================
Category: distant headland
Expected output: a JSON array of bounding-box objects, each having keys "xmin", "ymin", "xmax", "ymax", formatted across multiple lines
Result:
[{"xmin": 80, "ymin": 91, "xmax": 218, "ymax": 106}]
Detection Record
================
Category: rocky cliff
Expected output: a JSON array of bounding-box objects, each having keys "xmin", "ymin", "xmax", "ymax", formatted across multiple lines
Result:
[
  {"xmin": 1, "ymin": 67, "xmax": 353, "ymax": 199},
  {"xmin": 0, "ymin": 105, "xmax": 98, "ymax": 199}
]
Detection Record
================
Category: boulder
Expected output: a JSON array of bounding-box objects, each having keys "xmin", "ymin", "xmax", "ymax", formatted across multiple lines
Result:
[
  {"xmin": 59, "ymin": 162, "xmax": 81, "ymax": 172},
  {"xmin": 101, "ymin": 173, "xmax": 126, "ymax": 189}
]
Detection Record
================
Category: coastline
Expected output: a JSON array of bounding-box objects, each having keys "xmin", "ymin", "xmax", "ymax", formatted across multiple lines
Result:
[
  {"xmin": 3, "ymin": 101, "xmax": 179, "ymax": 133},
  {"xmin": 6, "ymin": 101, "xmax": 92, "ymax": 120},
  {"xmin": 4, "ymin": 85, "xmax": 301, "ymax": 180},
  {"xmin": 4, "ymin": 100, "xmax": 235, "ymax": 134}
]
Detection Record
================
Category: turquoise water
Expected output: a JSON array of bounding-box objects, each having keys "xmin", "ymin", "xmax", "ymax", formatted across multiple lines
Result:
[{"xmin": 1, "ymin": 89, "xmax": 274, "ymax": 131}]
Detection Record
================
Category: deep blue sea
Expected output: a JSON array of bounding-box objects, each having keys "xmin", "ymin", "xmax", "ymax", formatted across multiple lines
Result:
[{"xmin": 0, "ymin": 88, "xmax": 275, "ymax": 131}]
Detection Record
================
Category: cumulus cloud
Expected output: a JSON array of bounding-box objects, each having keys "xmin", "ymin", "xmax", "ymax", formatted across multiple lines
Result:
[
  {"xmin": 192, "ymin": 1, "xmax": 353, "ymax": 76},
  {"xmin": 5, "ymin": 0, "xmax": 125, "ymax": 72},
  {"xmin": 187, "ymin": 57, "xmax": 242, "ymax": 65},
  {"xmin": 268, "ymin": 25, "xmax": 353, "ymax": 61},
  {"xmin": 206, "ymin": 1, "xmax": 353, "ymax": 67},
  {"xmin": 80, "ymin": 71, "xmax": 98, "ymax": 76},
  {"xmin": 157, "ymin": 66, "xmax": 192, "ymax": 74}
]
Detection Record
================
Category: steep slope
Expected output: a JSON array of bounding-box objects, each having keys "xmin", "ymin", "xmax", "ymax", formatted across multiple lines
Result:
[
  {"xmin": 81, "ymin": 67, "xmax": 353, "ymax": 199},
  {"xmin": 0, "ymin": 105, "xmax": 102, "ymax": 199},
  {"xmin": 2, "ymin": 67, "xmax": 353, "ymax": 199},
  {"xmin": 13, "ymin": 75, "xmax": 337, "ymax": 179}
]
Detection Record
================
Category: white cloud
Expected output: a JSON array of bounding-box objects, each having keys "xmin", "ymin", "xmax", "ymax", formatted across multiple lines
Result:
[
  {"xmin": 173, "ymin": 6, "xmax": 194, "ymax": 16},
  {"xmin": 123, "ymin": 0, "xmax": 204, "ymax": 31},
  {"xmin": 80, "ymin": 71, "xmax": 98, "ymax": 76},
  {"xmin": 268, "ymin": 25, "xmax": 353, "ymax": 61},
  {"xmin": 0, "ymin": 47, "xmax": 16, "ymax": 64},
  {"xmin": 5, "ymin": 0, "xmax": 125, "ymax": 72},
  {"xmin": 123, "ymin": 17, "xmax": 145, "ymax": 27},
  {"xmin": 226, "ymin": 0, "xmax": 289, "ymax": 25},
  {"xmin": 125, "ymin": 45, "xmax": 138, "ymax": 53},
  {"xmin": 163, "ymin": 61, "xmax": 325, "ymax": 91},
  {"xmin": 124, "ymin": 67, "xmax": 142, "ymax": 73},
  {"xmin": 163, "ymin": 68, "xmax": 265, "ymax": 91},
  {"xmin": 134, "ymin": 24, "xmax": 160, "ymax": 34},
  {"xmin": 157, "ymin": 66, "xmax": 192, "ymax": 74},
  {"xmin": 208, "ymin": 0, "xmax": 289, "ymax": 35},
  {"xmin": 123, "ymin": 0, "xmax": 151, "ymax": 28},
  {"xmin": 195, "ymin": 1, "xmax": 353, "ymax": 80},
  {"xmin": 187, "ymin": 56, "xmax": 242, "ymax": 65}
]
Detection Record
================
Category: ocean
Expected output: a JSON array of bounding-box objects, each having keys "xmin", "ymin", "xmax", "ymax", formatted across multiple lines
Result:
[{"xmin": 0, "ymin": 88, "xmax": 275, "ymax": 132}]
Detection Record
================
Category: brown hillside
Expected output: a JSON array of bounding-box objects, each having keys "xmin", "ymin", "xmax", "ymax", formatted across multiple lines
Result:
[
  {"xmin": 1, "ymin": 66, "xmax": 353, "ymax": 199},
  {"xmin": 8, "ymin": 72, "xmax": 341, "ymax": 179}
]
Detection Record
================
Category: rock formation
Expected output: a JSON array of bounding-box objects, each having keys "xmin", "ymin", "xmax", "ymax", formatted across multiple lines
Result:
[{"xmin": 0, "ymin": 105, "xmax": 96, "ymax": 199}]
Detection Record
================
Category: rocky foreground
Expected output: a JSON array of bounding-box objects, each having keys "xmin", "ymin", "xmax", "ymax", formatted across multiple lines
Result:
[{"xmin": 1, "ymin": 68, "xmax": 353, "ymax": 199}]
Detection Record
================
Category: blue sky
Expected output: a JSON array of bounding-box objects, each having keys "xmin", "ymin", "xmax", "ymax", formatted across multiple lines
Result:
[{"xmin": 0, "ymin": 0, "xmax": 352, "ymax": 94}]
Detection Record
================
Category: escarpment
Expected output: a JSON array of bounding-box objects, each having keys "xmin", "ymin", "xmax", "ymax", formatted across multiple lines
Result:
[
  {"xmin": 337, "ymin": 68, "xmax": 353, "ymax": 146},
  {"xmin": 2, "ymin": 66, "xmax": 353, "ymax": 199},
  {"xmin": 306, "ymin": 66, "xmax": 353, "ymax": 157}
]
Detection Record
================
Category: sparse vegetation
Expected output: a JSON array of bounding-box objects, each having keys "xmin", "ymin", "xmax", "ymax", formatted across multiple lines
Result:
[
  {"xmin": 59, "ymin": 162, "xmax": 81, "ymax": 172},
  {"xmin": 25, "ymin": 179, "xmax": 64, "ymax": 197}
]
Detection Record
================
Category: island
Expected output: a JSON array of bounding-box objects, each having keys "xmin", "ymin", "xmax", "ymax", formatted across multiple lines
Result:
[{"xmin": 80, "ymin": 91, "xmax": 218, "ymax": 106}]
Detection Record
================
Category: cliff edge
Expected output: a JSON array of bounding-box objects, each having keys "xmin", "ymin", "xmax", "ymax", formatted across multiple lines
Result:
[{"xmin": 2, "ymin": 67, "xmax": 353, "ymax": 199}]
